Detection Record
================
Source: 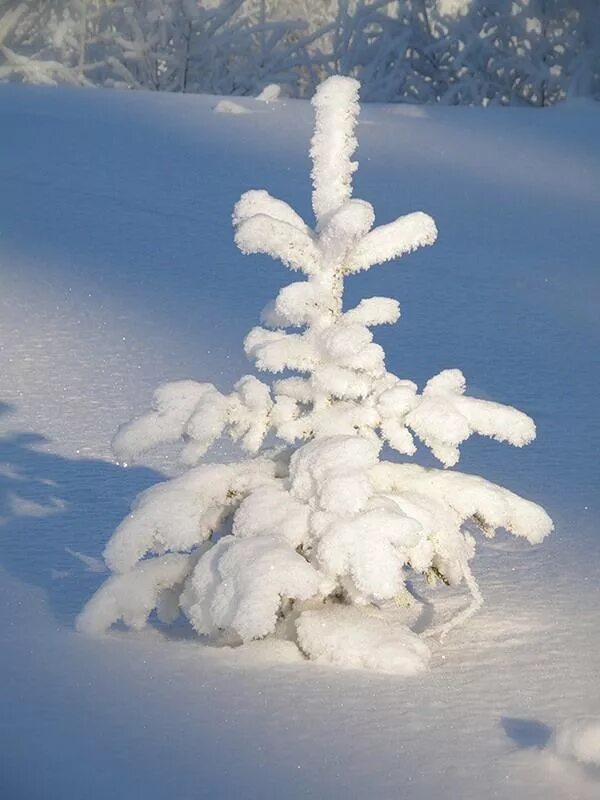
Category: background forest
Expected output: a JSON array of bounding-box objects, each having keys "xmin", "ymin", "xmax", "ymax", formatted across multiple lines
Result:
[{"xmin": 1, "ymin": 0, "xmax": 599, "ymax": 105}]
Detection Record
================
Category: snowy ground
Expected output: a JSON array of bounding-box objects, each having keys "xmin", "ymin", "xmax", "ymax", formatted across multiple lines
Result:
[{"xmin": 1, "ymin": 85, "xmax": 599, "ymax": 799}]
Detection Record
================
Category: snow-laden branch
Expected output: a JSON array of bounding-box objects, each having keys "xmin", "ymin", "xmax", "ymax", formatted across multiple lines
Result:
[
  {"xmin": 227, "ymin": 375, "xmax": 273, "ymax": 452},
  {"xmin": 112, "ymin": 380, "xmax": 215, "ymax": 462},
  {"xmin": 0, "ymin": 45, "xmax": 90, "ymax": 85},
  {"xmin": 234, "ymin": 214, "xmax": 320, "ymax": 274},
  {"xmin": 343, "ymin": 297, "xmax": 400, "ymax": 326},
  {"xmin": 262, "ymin": 281, "xmax": 326, "ymax": 328},
  {"xmin": 317, "ymin": 508, "xmax": 421, "ymax": 600},
  {"xmin": 244, "ymin": 327, "xmax": 319, "ymax": 373},
  {"xmin": 0, "ymin": 4, "xmax": 28, "ymax": 46},
  {"xmin": 105, "ymin": 458, "xmax": 280, "ymax": 573},
  {"xmin": 233, "ymin": 189, "xmax": 307, "ymax": 231},
  {"xmin": 185, "ymin": 535, "xmax": 322, "ymax": 640},
  {"xmin": 319, "ymin": 199, "xmax": 375, "ymax": 263},
  {"xmin": 76, "ymin": 553, "xmax": 196, "ymax": 635},
  {"xmin": 310, "ymin": 75, "xmax": 360, "ymax": 228},
  {"xmin": 113, "ymin": 376, "xmax": 274, "ymax": 466},
  {"xmin": 347, "ymin": 212, "xmax": 438, "ymax": 273},
  {"xmin": 371, "ymin": 462, "xmax": 553, "ymax": 545},
  {"xmin": 405, "ymin": 369, "xmax": 536, "ymax": 467},
  {"xmin": 233, "ymin": 484, "xmax": 310, "ymax": 547}
]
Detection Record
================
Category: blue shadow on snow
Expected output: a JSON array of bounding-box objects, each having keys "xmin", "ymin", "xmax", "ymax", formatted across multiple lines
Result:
[{"xmin": 0, "ymin": 405, "xmax": 162, "ymax": 626}]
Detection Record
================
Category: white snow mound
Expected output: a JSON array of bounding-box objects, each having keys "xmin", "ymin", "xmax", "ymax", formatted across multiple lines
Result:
[
  {"xmin": 296, "ymin": 605, "xmax": 430, "ymax": 674},
  {"xmin": 553, "ymin": 718, "xmax": 600, "ymax": 766},
  {"xmin": 256, "ymin": 84, "xmax": 281, "ymax": 103},
  {"xmin": 213, "ymin": 99, "xmax": 251, "ymax": 115}
]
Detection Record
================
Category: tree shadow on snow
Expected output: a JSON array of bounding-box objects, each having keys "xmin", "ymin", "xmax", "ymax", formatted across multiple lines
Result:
[
  {"xmin": 501, "ymin": 717, "xmax": 553, "ymax": 750},
  {"xmin": 0, "ymin": 406, "xmax": 162, "ymax": 626}
]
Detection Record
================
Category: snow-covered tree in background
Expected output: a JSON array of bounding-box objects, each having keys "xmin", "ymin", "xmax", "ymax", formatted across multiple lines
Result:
[
  {"xmin": 2, "ymin": 0, "xmax": 599, "ymax": 104},
  {"xmin": 99, "ymin": 0, "xmax": 300, "ymax": 94},
  {"xmin": 0, "ymin": 0, "xmax": 92, "ymax": 86},
  {"xmin": 78, "ymin": 75, "xmax": 552, "ymax": 673}
]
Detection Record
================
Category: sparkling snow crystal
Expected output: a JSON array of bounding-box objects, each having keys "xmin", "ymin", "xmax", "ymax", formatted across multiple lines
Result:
[{"xmin": 79, "ymin": 76, "xmax": 553, "ymax": 673}]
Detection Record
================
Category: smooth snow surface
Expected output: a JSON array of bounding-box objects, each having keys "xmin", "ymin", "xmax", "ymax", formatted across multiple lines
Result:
[{"xmin": 0, "ymin": 85, "xmax": 599, "ymax": 799}]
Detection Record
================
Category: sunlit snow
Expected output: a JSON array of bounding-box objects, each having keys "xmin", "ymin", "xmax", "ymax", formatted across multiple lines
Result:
[{"xmin": 0, "ymin": 83, "xmax": 598, "ymax": 799}]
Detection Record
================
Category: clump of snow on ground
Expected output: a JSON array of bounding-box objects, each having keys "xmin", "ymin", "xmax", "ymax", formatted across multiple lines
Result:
[
  {"xmin": 256, "ymin": 84, "xmax": 281, "ymax": 103},
  {"xmin": 552, "ymin": 718, "xmax": 600, "ymax": 766},
  {"xmin": 296, "ymin": 604, "xmax": 430, "ymax": 674},
  {"xmin": 213, "ymin": 99, "xmax": 252, "ymax": 115}
]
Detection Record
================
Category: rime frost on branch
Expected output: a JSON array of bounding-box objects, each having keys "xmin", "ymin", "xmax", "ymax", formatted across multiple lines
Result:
[{"xmin": 79, "ymin": 76, "xmax": 552, "ymax": 673}]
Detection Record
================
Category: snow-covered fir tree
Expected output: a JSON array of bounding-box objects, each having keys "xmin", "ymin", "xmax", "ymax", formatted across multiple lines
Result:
[{"xmin": 78, "ymin": 75, "xmax": 553, "ymax": 673}]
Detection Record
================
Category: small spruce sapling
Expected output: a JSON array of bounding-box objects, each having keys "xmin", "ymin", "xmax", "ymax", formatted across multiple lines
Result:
[{"xmin": 78, "ymin": 76, "xmax": 553, "ymax": 674}]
